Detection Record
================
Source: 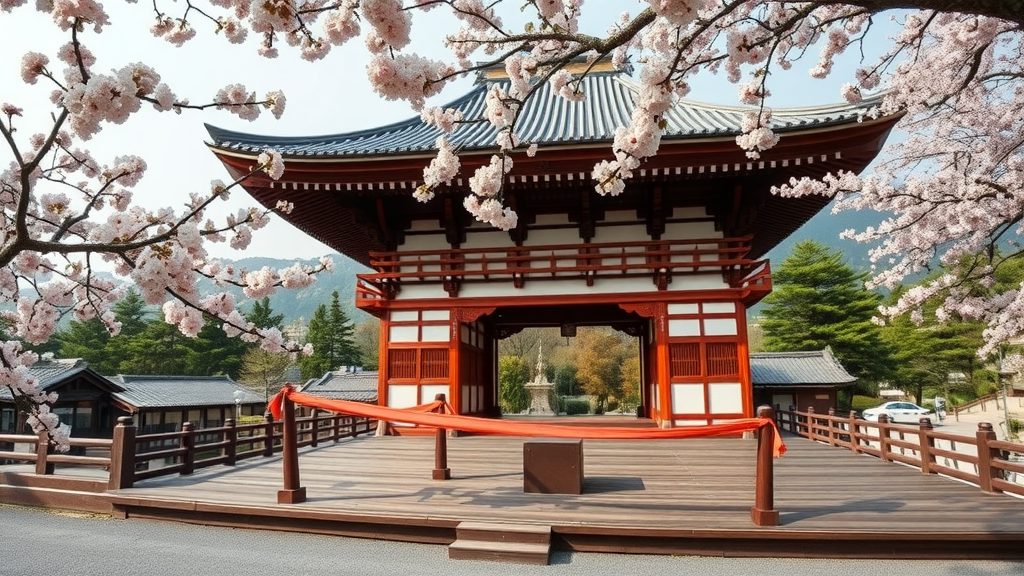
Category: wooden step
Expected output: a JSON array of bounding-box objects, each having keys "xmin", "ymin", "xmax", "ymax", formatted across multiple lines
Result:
[
  {"xmin": 448, "ymin": 521, "xmax": 551, "ymax": 564},
  {"xmin": 448, "ymin": 539, "xmax": 551, "ymax": 565},
  {"xmin": 454, "ymin": 521, "xmax": 551, "ymax": 544}
]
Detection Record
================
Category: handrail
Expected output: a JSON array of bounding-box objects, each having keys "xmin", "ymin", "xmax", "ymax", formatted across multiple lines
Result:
[
  {"xmin": 1, "ymin": 412, "xmax": 376, "ymax": 489},
  {"xmin": 953, "ymin": 392, "xmax": 1002, "ymax": 417},
  {"xmin": 358, "ymin": 236, "xmax": 763, "ymax": 288},
  {"xmin": 776, "ymin": 406, "xmax": 1024, "ymax": 499},
  {"xmin": 0, "ymin": 431, "xmax": 113, "ymax": 475}
]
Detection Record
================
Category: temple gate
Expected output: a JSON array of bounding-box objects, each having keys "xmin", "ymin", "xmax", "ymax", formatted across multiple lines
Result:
[{"xmin": 207, "ymin": 62, "xmax": 897, "ymax": 431}]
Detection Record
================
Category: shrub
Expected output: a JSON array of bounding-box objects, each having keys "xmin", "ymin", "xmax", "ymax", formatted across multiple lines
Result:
[
  {"xmin": 1009, "ymin": 418, "xmax": 1023, "ymax": 436},
  {"xmin": 851, "ymin": 395, "xmax": 879, "ymax": 413},
  {"xmin": 563, "ymin": 399, "xmax": 590, "ymax": 415}
]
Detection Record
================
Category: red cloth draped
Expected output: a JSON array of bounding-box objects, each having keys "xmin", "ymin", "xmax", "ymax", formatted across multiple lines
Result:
[{"xmin": 268, "ymin": 385, "xmax": 785, "ymax": 457}]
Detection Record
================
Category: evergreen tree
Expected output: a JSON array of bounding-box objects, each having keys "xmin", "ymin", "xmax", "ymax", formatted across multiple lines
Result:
[
  {"xmin": 354, "ymin": 320, "xmax": 380, "ymax": 371},
  {"xmin": 184, "ymin": 316, "xmax": 250, "ymax": 378},
  {"xmin": 298, "ymin": 291, "xmax": 359, "ymax": 379},
  {"xmin": 247, "ymin": 297, "xmax": 285, "ymax": 331},
  {"xmin": 761, "ymin": 240, "xmax": 894, "ymax": 393},
  {"xmin": 498, "ymin": 355, "xmax": 531, "ymax": 414},
  {"xmin": 53, "ymin": 317, "xmax": 111, "ymax": 370},
  {"xmin": 116, "ymin": 321, "xmax": 192, "ymax": 375},
  {"xmin": 553, "ymin": 363, "xmax": 578, "ymax": 397}
]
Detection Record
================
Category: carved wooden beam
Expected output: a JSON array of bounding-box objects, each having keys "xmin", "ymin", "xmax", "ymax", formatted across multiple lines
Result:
[
  {"xmin": 441, "ymin": 196, "xmax": 464, "ymax": 247},
  {"xmin": 646, "ymin": 185, "xmax": 665, "ymax": 240}
]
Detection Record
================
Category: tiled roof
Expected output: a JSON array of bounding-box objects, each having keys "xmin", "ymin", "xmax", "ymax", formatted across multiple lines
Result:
[
  {"xmin": 299, "ymin": 370, "xmax": 378, "ymax": 403},
  {"xmin": 0, "ymin": 359, "xmax": 121, "ymax": 401},
  {"xmin": 108, "ymin": 375, "xmax": 265, "ymax": 409},
  {"xmin": 749, "ymin": 349, "xmax": 856, "ymax": 387},
  {"xmin": 206, "ymin": 69, "xmax": 879, "ymax": 158}
]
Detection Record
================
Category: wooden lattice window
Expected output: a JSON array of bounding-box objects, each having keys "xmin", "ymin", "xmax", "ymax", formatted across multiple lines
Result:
[
  {"xmin": 706, "ymin": 343, "xmax": 739, "ymax": 377},
  {"xmin": 388, "ymin": 349, "xmax": 417, "ymax": 379},
  {"xmin": 420, "ymin": 348, "xmax": 450, "ymax": 379},
  {"xmin": 669, "ymin": 343, "xmax": 701, "ymax": 377}
]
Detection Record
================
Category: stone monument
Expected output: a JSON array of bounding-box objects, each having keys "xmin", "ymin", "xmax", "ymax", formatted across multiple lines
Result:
[{"xmin": 525, "ymin": 343, "xmax": 555, "ymax": 415}]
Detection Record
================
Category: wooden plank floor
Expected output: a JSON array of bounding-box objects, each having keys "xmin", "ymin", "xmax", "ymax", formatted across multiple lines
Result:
[{"xmin": 106, "ymin": 434, "xmax": 1024, "ymax": 558}]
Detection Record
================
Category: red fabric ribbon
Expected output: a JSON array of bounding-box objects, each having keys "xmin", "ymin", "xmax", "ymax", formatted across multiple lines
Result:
[{"xmin": 268, "ymin": 385, "xmax": 785, "ymax": 457}]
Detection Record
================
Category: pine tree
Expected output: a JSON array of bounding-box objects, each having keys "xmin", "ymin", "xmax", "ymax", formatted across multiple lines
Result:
[
  {"xmin": 247, "ymin": 297, "xmax": 285, "ymax": 331},
  {"xmin": 761, "ymin": 240, "xmax": 894, "ymax": 392},
  {"xmin": 298, "ymin": 291, "xmax": 359, "ymax": 379}
]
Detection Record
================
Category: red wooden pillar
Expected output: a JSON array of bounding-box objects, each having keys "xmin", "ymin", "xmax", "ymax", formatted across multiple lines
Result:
[
  {"xmin": 654, "ymin": 305, "xmax": 672, "ymax": 427},
  {"xmin": 433, "ymin": 393, "xmax": 451, "ymax": 480},
  {"xmin": 976, "ymin": 422, "xmax": 1002, "ymax": 494},
  {"xmin": 35, "ymin": 430, "xmax": 54, "ymax": 475},
  {"xmin": 108, "ymin": 416, "xmax": 136, "ymax": 490},
  {"xmin": 750, "ymin": 405, "xmax": 779, "ymax": 527},
  {"xmin": 277, "ymin": 391, "xmax": 307, "ymax": 504}
]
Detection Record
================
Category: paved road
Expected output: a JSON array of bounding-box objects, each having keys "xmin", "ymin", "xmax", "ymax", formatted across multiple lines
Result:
[{"xmin": 2, "ymin": 504, "xmax": 1022, "ymax": 576}]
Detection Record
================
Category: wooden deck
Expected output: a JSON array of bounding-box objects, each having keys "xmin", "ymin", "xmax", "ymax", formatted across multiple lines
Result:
[{"xmin": 104, "ymin": 433, "xmax": 1024, "ymax": 559}]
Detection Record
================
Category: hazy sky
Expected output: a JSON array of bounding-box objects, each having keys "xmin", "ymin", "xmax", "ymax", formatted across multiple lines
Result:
[{"xmin": 0, "ymin": 3, "xmax": 873, "ymax": 264}]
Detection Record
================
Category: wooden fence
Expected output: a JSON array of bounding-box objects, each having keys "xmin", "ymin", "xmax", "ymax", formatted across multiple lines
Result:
[
  {"xmin": 0, "ymin": 410, "xmax": 375, "ymax": 490},
  {"xmin": 777, "ymin": 406, "xmax": 1024, "ymax": 498}
]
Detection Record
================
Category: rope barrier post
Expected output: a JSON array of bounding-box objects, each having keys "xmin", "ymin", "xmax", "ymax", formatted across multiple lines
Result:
[
  {"xmin": 432, "ymin": 393, "xmax": 451, "ymax": 480},
  {"xmin": 750, "ymin": 405, "xmax": 779, "ymax": 527},
  {"xmin": 34, "ymin": 430, "xmax": 54, "ymax": 475},
  {"xmin": 976, "ymin": 422, "xmax": 1002, "ymax": 494},
  {"xmin": 278, "ymin": 388, "xmax": 307, "ymax": 503},
  {"xmin": 108, "ymin": 416, "xmax": 136, "ymax": 490}
]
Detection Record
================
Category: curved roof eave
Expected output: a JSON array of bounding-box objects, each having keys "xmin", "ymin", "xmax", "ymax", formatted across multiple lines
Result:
[{"xmin": 206, "ymin": 71, "xmax": 889, "ymax": 161}]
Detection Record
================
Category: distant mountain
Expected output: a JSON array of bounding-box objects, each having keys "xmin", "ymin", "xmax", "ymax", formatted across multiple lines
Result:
[
  {"xmin": 197, "ymin": 255, "xmax": 374, "ymax": 326},
  {"xmin": 763, "ymin": 200, "xmax": 885, "ymax": 274}
]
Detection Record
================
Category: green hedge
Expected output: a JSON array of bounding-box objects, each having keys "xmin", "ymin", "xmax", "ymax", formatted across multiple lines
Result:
[
  {"xmin": 563, "ymin": 399, "xmax": 590, "ymax": 415},
  {"xmin": 851, "ymin": 395, "xmax": 880, "ymax": 414}
]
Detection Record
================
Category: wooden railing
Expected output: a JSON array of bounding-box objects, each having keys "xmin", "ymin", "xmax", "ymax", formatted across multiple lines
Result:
[
  {"xmin": 776, "ymin": 406, "xmax": 1024, "ymax": 498},
  {"xmin": 952, "ymin": 392, "xmax": 1002, "ymax": 418},
  {"xmin": 354, "ymin": 236, "xmax": 771, "ymax": 301},
  {"xmin": 0, "ymin": 411, "xmax": 376, "ymax": 490},
  {"xmin": 0, "ymin": 432, "xmax": 112, "ymax": 474}
]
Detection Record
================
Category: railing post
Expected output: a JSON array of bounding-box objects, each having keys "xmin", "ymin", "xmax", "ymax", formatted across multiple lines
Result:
[
  {"xmin": 108, "ymin": 416, "xmax": 136, "ymax": 490},
  {"xmin": 918, "ymin": 418, "xmax": 935, "ymax": 474},
  {"xmin": 309, "ymin": 408, "xmax": 319, "ymax": 448},
  {"xmin": 34, "ymin": 430, "xmax": 54, "ymax": 475},
  {"xmin": 789, "ymin": 405, "xmax": 797, "ymax": 434},
  {"xmin": 278, "ymin": 391, "xmax": 307, "ymax": 503},
  {"xmin": 827, "ymin": 407, "xmax": 837, "ymax": 447},
  {"xmin": 976, "ymin": 422, "xmax": 1002, "ymax": 494},
  {"xmin": 848, "ymin": 411, "xmax": 861, "ymax": 454},
  {"xmin": 806, "ymin": 406, "xmax": 815, "ymax": 439},
  {"xmin": 433, "ymin": 393, "xmax": 451, "ymax": 480},
  {"xmin": 224, "ymin": 418, "xmax": 237, "ymax": 466},
  {"xmin": 878, "ymin": 414, "xmax": 891, "ymax": 462},
  {"xmin": 180, "ymin": 422, "xmax": 195, "ymax": 475},
  {"xmin": 750, "ymin": 405, "xmax": 779, "ymax": 526},
  {"xmin": 333, "ymin": 413, "xmax": 342, "ymax": 442},
  {"xmin": 263, "ymin": 412, "xmax": 275, "ymax": 457}
]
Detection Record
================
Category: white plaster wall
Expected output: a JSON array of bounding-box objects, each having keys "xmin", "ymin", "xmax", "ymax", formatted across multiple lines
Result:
[
  {"xmin": 392, "ymin": 273, "xmax": 729, "ymax": 301},
  {"xmin": 420, "ymin": 384, "xmax": 450, "ymax": 405}
]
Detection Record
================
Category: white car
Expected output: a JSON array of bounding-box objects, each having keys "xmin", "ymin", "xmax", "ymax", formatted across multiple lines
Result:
[{"xmin": 861, "ymin": 401, "xmax": 936, "ymax": 424}]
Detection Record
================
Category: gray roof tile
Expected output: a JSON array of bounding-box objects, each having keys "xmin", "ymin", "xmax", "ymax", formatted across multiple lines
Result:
[
  {"xmin": 299, "ymin": 370, "xmax": 378, "ymax": 403},
  {"xmin": 206, "ymin": 69, "xmax": 879, "ymax": 158},
  {"xmin": 0, "ymin": 359, "xmax": 121, "ymax": 401},
  {"xmin": 108, "ymin": 375, "xmax": 264, "ymax": 409},
  {"xmin": 749, "ymin": 349, "xmax": 857, "ymax": 387}
]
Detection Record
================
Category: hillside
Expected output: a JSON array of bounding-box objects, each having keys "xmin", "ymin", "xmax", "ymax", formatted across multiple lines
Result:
[{"xmin": 199, "ymin": 256, "xmax": 374, "ymax": 325}]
